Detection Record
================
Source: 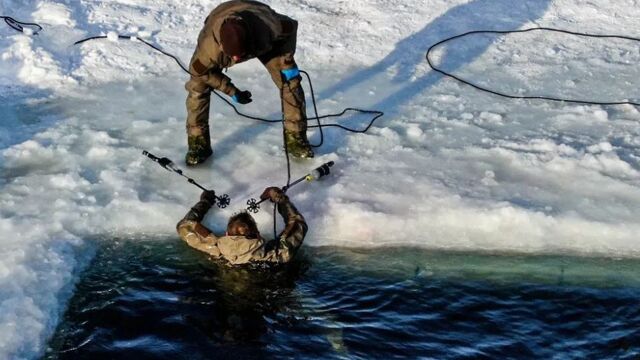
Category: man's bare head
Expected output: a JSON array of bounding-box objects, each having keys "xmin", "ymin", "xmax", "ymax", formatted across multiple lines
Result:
[{"xmin": 227, "ymin": 211, "xmax": 259, "ymax": 238}]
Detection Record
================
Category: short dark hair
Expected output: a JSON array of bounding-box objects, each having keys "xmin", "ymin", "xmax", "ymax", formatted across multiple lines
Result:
[{"xmin": 227, "ymin": 211, "xmax": 259, "ymax": 239}]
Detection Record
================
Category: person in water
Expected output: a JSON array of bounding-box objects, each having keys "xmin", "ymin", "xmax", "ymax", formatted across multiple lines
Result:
[{"xmin": 177, "ymin": 187, "xmax": 307, "ymax": 265}]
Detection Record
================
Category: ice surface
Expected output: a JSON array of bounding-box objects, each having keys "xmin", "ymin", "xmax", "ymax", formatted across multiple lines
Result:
[{"xmin": 1, "ymin": 0, "xmax": 640, "ymax": 358}]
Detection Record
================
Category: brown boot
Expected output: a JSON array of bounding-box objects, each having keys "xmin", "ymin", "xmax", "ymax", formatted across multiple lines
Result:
[
  {"xmin": 185, "ymin": 134, "xmax": 213, "ymax": 166},
  {"xmin": 284, "ymin": 130, "xmax": 314, "ymax": 158}
]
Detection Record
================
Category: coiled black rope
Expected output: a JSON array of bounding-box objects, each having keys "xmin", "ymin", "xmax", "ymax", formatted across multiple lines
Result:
[
  {"xmin": 1, "ymin": 16, "xmax": 43, "ymax": 35},
  {"xmin": 426, "ymin": 27, "xmax": 640, "ymax": 106}
]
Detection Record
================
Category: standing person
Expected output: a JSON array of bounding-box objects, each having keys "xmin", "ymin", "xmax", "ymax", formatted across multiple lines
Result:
[
  {"xmin": 177, "ymin": 187, "xmax": 307, "ymax": 265},
  {"xmin": 184, "ymin": 0, "xmax": 314, "ymax": 166}
]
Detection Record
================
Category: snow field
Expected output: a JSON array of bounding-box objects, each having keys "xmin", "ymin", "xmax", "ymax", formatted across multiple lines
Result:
[{"xmin": 1, "ymin": 0, "xmax": 640, "ymax": 358}]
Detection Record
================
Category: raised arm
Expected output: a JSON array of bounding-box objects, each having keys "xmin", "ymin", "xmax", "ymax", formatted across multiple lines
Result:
[
  {"xmin": 260, "ymin": 187, "xmax": 308, "ymax": 263},
  {"xmin": 176, "ymin": 190, "xmax": 222, "ymax": 258}
]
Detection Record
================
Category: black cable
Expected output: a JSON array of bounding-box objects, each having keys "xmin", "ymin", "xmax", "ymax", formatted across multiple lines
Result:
[
  {"xmin": 426, "ymin": 27, "xmax": 640, "ymax": 106},
  {"xmin": 1, "ymin": 16, "xmax": 43, "ymax": 35},
  {"xmin": 302, "ymin": 70, "xmax": 325, "ymax": 147},
  {"xmin": 74, "ymin": 36, "xmax": 191, "ymax": 74},
  {"xmin": 276, "ymin": 80, "xmax": 291, "ymax": 247},
  {"xmin": 73, "ymin": 34, "xmax": 384, "ymax": 145},
  {"xmin": 73, "ymin": 33, "xmax": 385, "ymax": 240},
  {"xmin": 273, "ymin": 203, "xmax": 278, "ymax": 248},
  {"xmin": 77, "ymin": 33, "xmax": 384, "ymax": 245}
]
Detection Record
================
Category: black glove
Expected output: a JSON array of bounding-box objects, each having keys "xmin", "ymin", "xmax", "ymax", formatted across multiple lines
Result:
[
  {"xmin": 200, "ymin": 190, "xmax": 217, "ymax": 205},
  {"xmin": 232, "ymin": 90, "xmax": 252, "ymax": 104}
]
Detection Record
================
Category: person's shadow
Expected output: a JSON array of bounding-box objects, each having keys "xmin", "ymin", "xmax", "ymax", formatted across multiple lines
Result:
[
  {"xmin": 320, "ymin": 0, "xmax": 551, "ymax": 110},
  {"xmin": 262, "ymin": 0, "xmax": 553, "ymax": 223}
]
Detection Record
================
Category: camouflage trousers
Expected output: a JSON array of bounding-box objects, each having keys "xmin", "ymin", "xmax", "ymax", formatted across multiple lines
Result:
[{"xmin": 184, "ymin": 53, "xmax": 308, "ymax": 152}]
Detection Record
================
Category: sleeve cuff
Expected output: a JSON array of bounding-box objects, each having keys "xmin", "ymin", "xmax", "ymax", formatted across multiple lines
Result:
[{"xmin": 281, "ymin": 66, "xmax": 300, "ymax": 82}]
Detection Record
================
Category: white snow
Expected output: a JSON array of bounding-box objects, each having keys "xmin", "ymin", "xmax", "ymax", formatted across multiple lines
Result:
[
  {"xmin": 106, "ymin": 31, "xmax": 119, "ymax": 42},
  {"xmin": 32, "ymin": 2, "xmax": 75, "ymax": 27},
  {"xmin": 1, "ymin": 0, "xmax": 640, "ymax": 358}
]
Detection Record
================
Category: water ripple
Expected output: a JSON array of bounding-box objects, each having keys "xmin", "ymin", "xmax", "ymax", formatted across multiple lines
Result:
[{"xmin": 45, "ymin": 242, "xmax": 640, "ymax": 359}]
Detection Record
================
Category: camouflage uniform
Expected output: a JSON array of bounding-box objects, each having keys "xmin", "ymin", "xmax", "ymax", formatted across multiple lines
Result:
[
  {"xmin": 185, "ymin": 0, "xmax": 312, "ymax": 164},
  {"xmin": 177, "ymin": 194, "xmax": 307, "ymax": 265}
]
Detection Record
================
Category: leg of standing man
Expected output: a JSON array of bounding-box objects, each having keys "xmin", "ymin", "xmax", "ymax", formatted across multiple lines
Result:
[
  {"xmin": 259, "ymin": 20, "xmax": 313, "ymax": 159},
  {"xmin": 184, "ymin": 53, "xmax": 214, "ymax": 166}
]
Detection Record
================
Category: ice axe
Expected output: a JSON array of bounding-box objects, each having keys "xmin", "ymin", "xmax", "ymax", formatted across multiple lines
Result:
[
  {"xmin": 141, "ymin": 150, "xmax": 230, "ymax": 208},
  {"xmin": 246, "ymin": 161, "xmax": 335, "ymax": 213}
]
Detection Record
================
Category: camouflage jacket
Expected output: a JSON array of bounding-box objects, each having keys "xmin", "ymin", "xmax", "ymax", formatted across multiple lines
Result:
[
  {"xmin": 177, "ymin": 194, "xmax": 307, "ymax": 266},
  {"xmin": 189, "ymin": 0, "xmax": 298, "ymax": 95}
]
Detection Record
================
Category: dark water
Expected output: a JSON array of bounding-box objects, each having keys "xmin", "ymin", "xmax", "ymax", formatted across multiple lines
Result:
[{"xmin": 45, "ymin": 239, "xmax": 640, "ymax": 359}]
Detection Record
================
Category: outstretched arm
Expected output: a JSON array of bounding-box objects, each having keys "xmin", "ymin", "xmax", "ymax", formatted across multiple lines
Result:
[{"xmin": 176, "ymin": 190, "xmax": 222, "ymax": 257}]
